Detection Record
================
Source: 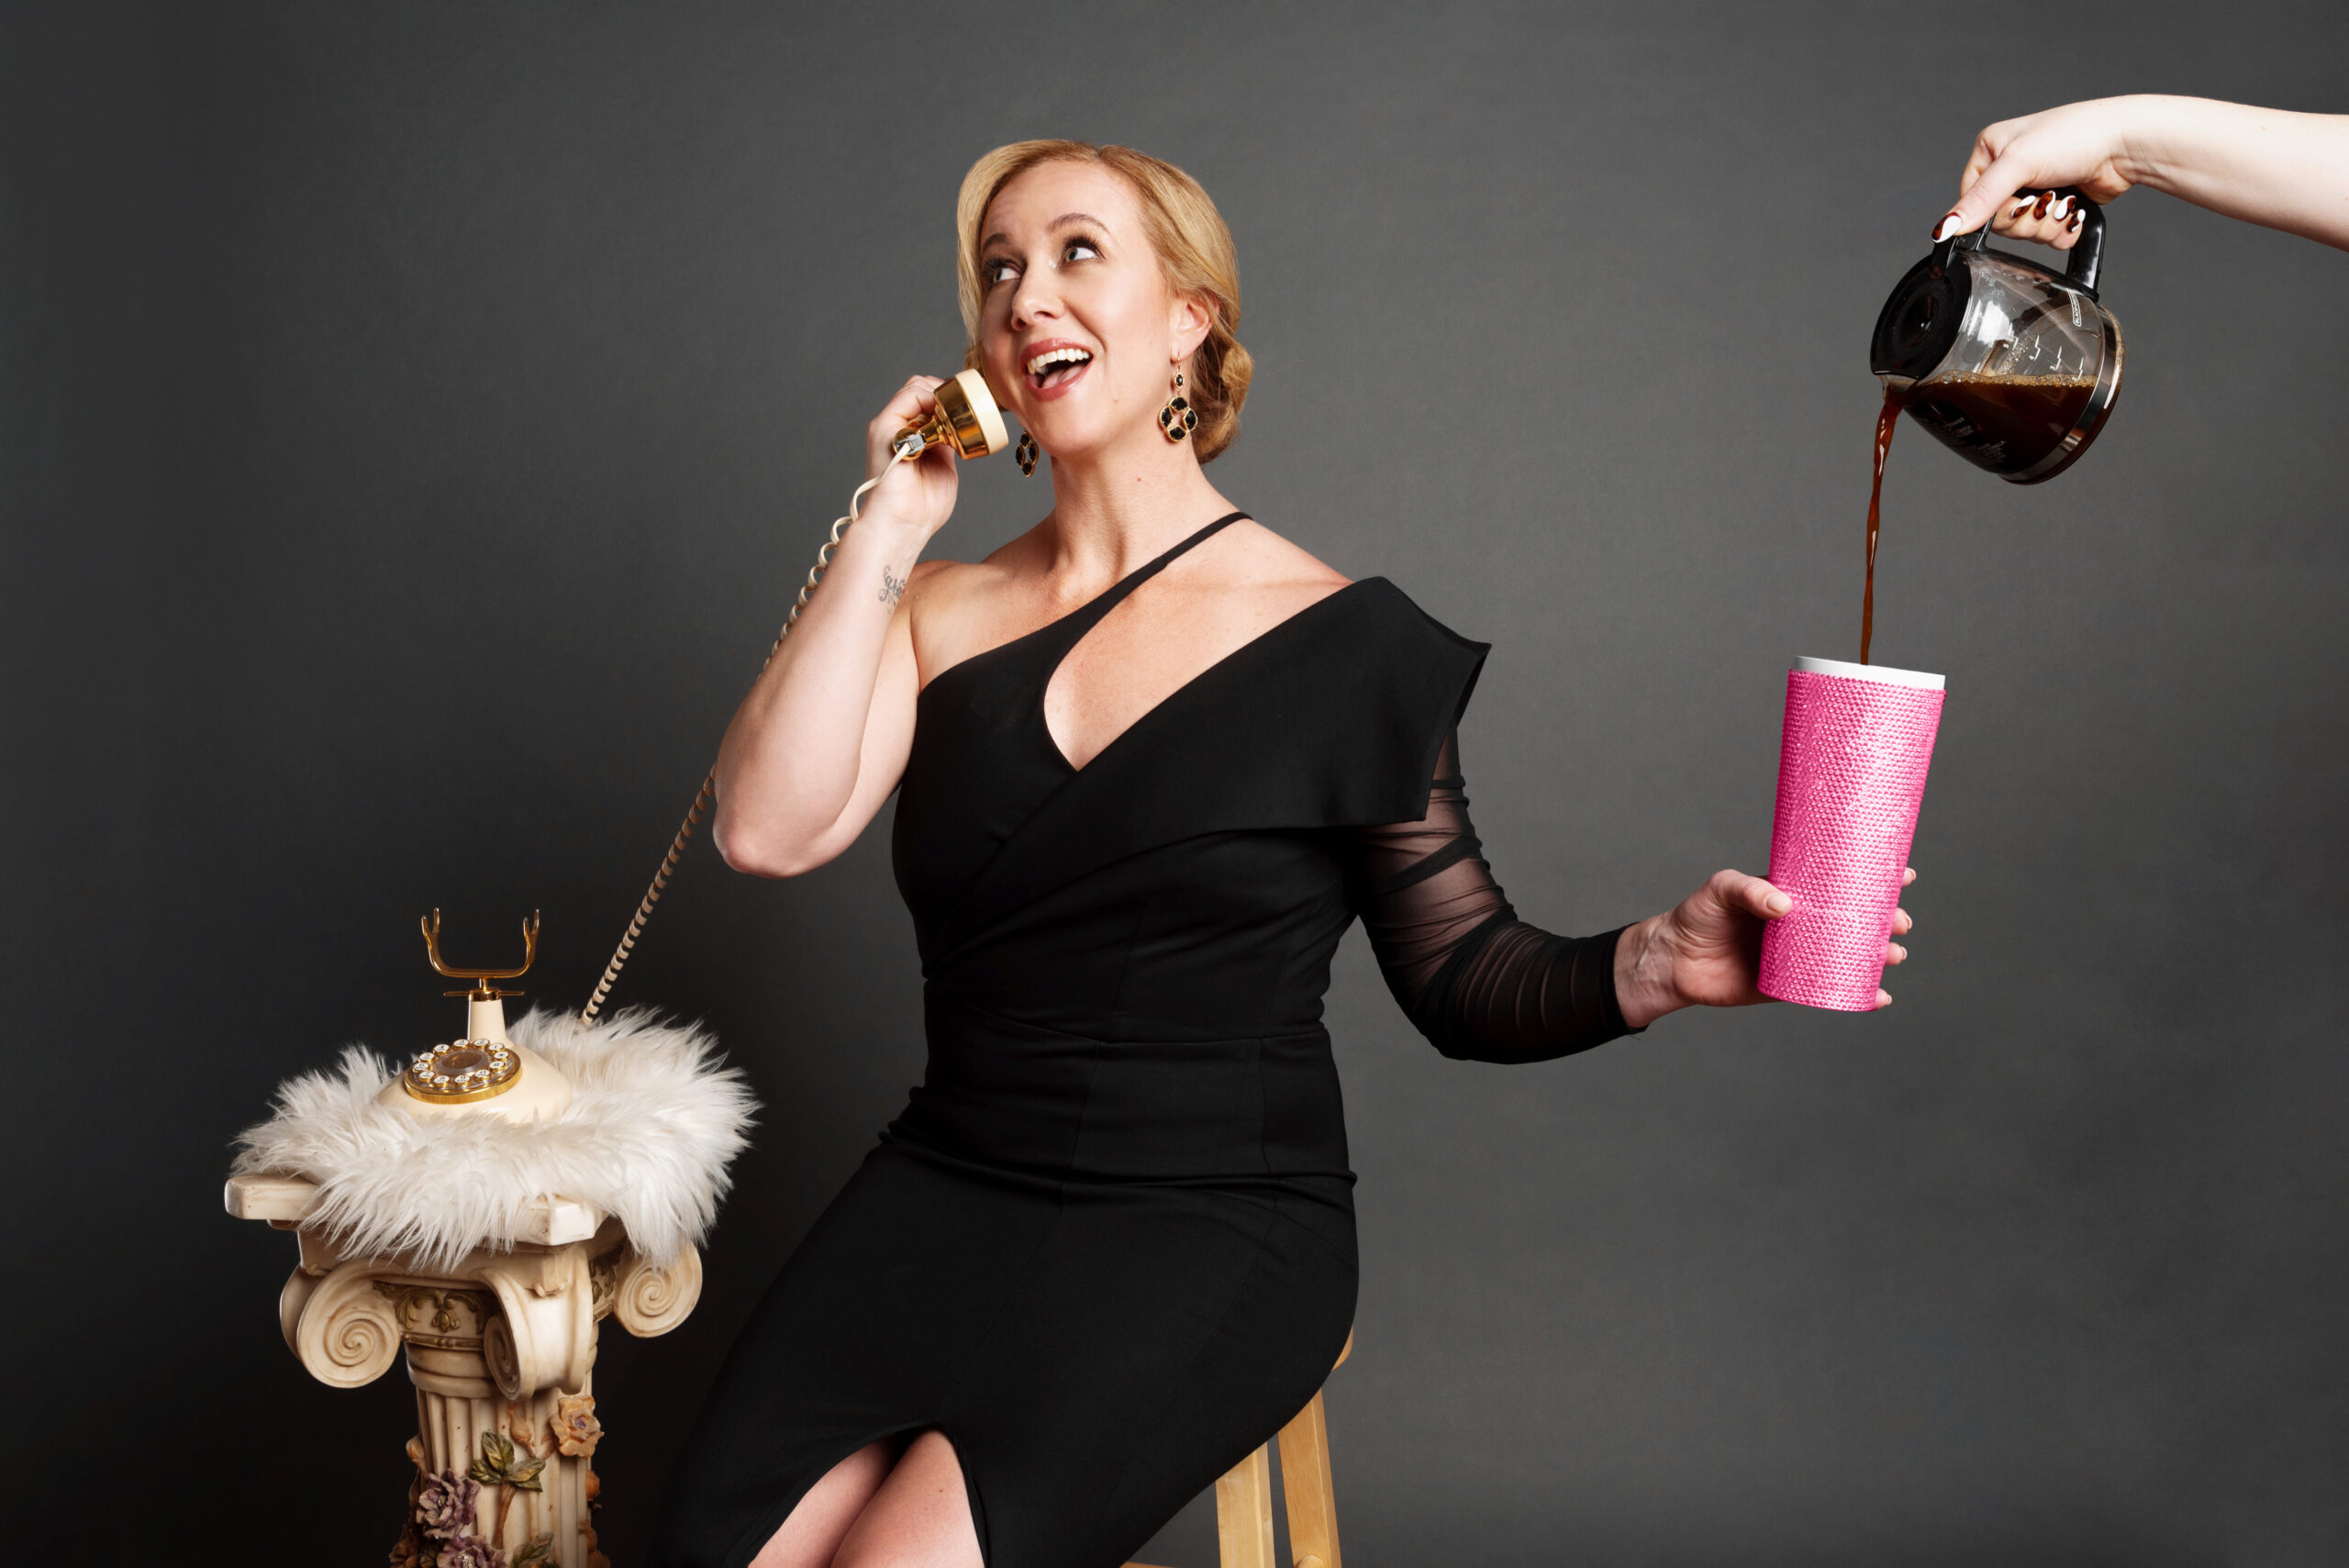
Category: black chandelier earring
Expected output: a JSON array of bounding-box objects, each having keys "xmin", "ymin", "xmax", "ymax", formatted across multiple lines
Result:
[
  {"xmin": 1158, "ymin": 371, "xmax": 1197, "ymax": 443},
  {"xmin": 1014, "ymin": 430, "xmax": 1040, "ymax": 475}
]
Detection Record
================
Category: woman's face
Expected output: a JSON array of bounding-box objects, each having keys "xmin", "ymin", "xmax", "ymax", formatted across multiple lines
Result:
[{"xmin": 975, "ymin": 161, "xmax": 1208, "ymax": 465}]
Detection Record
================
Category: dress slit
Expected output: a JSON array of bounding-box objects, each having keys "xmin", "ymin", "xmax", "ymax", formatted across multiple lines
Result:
[{"xmin": 724, "ymin": 1422, "xmax": 995, "ymax": 1568}]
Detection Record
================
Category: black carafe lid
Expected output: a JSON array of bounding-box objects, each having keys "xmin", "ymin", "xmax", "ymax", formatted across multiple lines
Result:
[{"xmin": 1869, "ymin": 248, "xmax": 1969, "ymax": 380}]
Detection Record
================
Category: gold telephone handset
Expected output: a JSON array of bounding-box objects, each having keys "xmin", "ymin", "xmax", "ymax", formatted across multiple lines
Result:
[
  {"xmin": 577, "ymin": 369, "xmax": 1012, "ymax": 1022},
  {"xmin": 893, "ymin": 368, "xmax": 1010, "ymax": 462}
]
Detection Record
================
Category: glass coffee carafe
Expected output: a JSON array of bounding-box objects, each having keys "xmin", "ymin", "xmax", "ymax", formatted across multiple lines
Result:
[{"xmin": 1869, "ymin": 186, "xmax": 2124, "ymax": 484}]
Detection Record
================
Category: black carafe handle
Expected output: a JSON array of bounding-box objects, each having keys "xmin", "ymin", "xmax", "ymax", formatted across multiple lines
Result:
[{"xmin": 1944, "ymin": 186, "xmax": 2105, "ymax": 297}]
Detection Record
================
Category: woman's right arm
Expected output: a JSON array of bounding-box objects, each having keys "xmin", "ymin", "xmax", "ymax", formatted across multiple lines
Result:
[
  {"xmin": 1934, "ymin": 95, "xmax": 2349, "ymax": 252},
  {"xmin": 711, "ymin": 376, "xmax": 959, "ymax": 878}
]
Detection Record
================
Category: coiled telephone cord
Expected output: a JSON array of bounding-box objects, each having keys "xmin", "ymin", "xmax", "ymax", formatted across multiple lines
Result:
[{"xmin": 580, "ymin": 450, "xmax": 911, "ymax": 1022}]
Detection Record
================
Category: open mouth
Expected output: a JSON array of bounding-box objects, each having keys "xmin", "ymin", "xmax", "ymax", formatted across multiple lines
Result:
[{"xmin": 1025, "ymin": 344, "xmax": 1093, "ymax": 392}]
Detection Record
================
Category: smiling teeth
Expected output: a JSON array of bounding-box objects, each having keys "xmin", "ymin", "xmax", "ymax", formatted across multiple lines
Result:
[{"xmin": 1027, "ymin": 348, "xmax": 1091, "ymax": 376}]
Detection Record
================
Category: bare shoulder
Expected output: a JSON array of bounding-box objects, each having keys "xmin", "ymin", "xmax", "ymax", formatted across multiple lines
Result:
[
  {"xmin": 902, "ymin": 555, "xmax": 990, "ymax": 604},
  {"xmin": 901, "ymin": 554, "xmax": 1033, "ymax": 684},
  {"xmin": 903, "ymin": 555, "xmax": 1021, "ymax": 621},
  {"xmin": 1204, "ymin": 517, "xmax": 1351, "ymax": 610}
]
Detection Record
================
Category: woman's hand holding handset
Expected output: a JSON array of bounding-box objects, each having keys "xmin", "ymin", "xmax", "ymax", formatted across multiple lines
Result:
[
  {"xmin": 709, "ymin": 376, "xmax": 969, "ymax": 878},
  {"xmin": 861, "ymin": 375, "xmax": 963, "ymax": 538},
  {"xmin": 1613, "ymin": 867, "xmax": 1916, "ymax": 1027},
  {"xmin": 1934, "ymin": 95, "xmax": 2349, "ymax": 253}
]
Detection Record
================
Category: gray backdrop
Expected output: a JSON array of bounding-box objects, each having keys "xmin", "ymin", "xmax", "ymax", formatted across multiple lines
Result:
[{"xmin": 6, "ymin": 2, "xmax": 2346, "ymax": 1562}]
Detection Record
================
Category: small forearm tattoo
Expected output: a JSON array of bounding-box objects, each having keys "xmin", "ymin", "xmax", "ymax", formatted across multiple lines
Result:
[{"xmin": 879, "ymin": 567, "xmax": 907, "ymax": 606}]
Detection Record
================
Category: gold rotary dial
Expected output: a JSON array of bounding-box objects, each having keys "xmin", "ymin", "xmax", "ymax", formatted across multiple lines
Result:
[{"xmin": 403, "ymin": 1037, "xmax": 522, "ymax": 1104}]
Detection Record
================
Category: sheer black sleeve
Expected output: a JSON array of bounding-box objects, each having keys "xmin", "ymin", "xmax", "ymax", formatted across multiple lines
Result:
[{"xmin": 1350, "ymin": 729, "xmax": 1641, "ymax": 1063}]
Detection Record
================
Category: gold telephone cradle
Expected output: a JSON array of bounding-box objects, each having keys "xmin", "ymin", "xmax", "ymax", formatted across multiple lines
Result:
[{"xmin": 396, "ymin": 909, "xmax": 562, "ymax": 1112}]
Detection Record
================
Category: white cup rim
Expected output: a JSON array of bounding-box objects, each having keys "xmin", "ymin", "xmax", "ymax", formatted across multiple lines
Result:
[{"xmin": 1793, "ymin": 656, "xmax": 1944, "ymax": 691}]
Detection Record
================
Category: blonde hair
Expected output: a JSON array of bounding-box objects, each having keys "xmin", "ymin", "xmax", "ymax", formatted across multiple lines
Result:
[{"xmin": 956, "ymin": 140, "xmax": 1252, "ymax": 463}]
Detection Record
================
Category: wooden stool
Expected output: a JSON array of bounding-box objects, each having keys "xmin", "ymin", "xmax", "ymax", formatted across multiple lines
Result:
[{"xmin": 1130, "ymin": 1329, "xmax": 1350, "ymax": 1568}]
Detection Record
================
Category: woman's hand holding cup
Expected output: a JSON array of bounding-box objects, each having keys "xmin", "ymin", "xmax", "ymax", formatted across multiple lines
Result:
[{"xmin": 1615, "ymin": 867, "xmax": 1915, "ymax": 1028}]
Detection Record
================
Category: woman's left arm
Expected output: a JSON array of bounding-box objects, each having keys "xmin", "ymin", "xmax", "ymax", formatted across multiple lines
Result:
[{"xmin": 1353, "ymin": 731, "xmax": 1913, "ymax": 1058}]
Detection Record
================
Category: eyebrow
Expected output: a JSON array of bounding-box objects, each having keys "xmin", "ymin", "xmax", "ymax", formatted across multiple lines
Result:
[{"xmin": 980, "ymin": 212, "xmax": 1111, "ymax": 249}]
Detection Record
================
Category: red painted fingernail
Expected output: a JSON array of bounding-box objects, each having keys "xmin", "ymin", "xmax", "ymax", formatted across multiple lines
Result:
[
  {"xmin": 1934, "ymin": 211, "xmax": 1962, "ymax": 239},
  {"xmin": 2032, "ymin": 192, "xmax": 2053, "ymax": 217}
]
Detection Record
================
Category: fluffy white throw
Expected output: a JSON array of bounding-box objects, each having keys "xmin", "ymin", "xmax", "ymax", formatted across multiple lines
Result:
[{"xmin": 232, "ymin": 1006, "xmax": 758, "ymax": 1272}]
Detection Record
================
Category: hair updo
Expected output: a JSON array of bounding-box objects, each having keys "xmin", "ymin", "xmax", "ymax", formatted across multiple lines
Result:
[{"xmin": 956, "ymin": 140, "xmax": 1253, "ymax": 463}]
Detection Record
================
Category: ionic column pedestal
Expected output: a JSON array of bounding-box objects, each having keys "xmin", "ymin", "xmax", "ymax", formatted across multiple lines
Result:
[{"xmin": 231, "ymin": 1174, "xmax": 700, "ymax": 1567}]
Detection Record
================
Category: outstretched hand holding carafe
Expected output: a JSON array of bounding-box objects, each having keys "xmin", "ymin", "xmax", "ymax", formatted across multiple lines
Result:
[{"xmin": 1933, "ymin": 95, "xmax": 2349, "ymax": 252}]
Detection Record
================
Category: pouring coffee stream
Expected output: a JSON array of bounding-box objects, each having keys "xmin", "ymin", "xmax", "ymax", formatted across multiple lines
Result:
[
  {"xmin": 1862, "ymin": 384, "xmax": 1906, "ymax": 666},
  {"xmin": 1859, "ymin": 187, "xmax": 2125, "ymax": 662}
]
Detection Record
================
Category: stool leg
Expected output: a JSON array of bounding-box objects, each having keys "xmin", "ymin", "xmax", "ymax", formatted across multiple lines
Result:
[
  {"xmin": 1213, "ymin": 1442, "xmax": 1277, "ymax": 1568},
  {"xmin": 1275, "ymin": 1390, "xmax": 1341, "ymax": 1568}
]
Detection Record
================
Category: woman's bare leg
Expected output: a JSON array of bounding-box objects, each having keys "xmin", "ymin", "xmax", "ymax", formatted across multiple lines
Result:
[
  {"xmin": 829, "ymin": 1429, "xmax": 983, "ymax": 1568},
  {"xmin": 746, "ymin": 1440, "xmax": 895, "ymax": 1568}
]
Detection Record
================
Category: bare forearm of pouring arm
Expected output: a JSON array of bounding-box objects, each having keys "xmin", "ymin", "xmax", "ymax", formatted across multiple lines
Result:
[
  {"xmin": 711, "ymin": 511, "xmax": 931, "ymax": 875},
  {"xmin": 2122, "ymin": 96, "xmax": 2349, "ymax": 250}
]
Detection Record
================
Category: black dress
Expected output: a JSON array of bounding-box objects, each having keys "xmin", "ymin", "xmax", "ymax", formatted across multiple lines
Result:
[{"xmin": 652, "ymin": 514, "xmax": 1637, "ymax": 1568}]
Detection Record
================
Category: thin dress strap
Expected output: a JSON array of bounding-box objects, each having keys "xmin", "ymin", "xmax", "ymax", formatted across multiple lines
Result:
[{"xmin": 1042, "ymin": 510, "xmax": 1251, "ymax": 647}]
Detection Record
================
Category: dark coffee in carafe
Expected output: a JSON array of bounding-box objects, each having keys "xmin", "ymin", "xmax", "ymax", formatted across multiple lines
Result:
[{"xmin": 1903, "ymin": 373, "xmax": 2101, "ymax": 479}]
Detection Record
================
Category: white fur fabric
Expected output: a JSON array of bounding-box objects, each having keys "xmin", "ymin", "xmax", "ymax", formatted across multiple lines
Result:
[{"xmin": 232, "ymin": 1006, "xmax": 757, "ymax": 1273}]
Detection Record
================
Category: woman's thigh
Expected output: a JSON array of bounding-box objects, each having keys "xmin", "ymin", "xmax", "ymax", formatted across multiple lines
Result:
[
  {"xmin": 830, "ymin": 1431, "xmax": 984, "ymax": 1568},
  {"xmin": 747, "ymin": 1442, "xmax": 893, "ymax": 1568}
]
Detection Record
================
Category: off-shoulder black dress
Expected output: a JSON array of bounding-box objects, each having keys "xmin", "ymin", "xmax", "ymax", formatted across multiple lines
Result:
[{"xmin": 652, "ymin": 514, "xmax": 1637, "ymax": 1568}]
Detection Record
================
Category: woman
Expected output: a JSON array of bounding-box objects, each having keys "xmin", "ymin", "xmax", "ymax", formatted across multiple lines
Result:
[{"xmin": 651, "ymin": 141, "xmax": 1915, "ymax": 1568}]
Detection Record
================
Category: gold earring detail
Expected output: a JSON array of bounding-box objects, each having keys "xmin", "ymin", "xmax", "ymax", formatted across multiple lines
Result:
[
  {"xmin": 1158, "ymin": 370, "xmax": 1197, "ymax": 443},
  {"xmin": 1015, "ymin": 431, "xmax": 1040, "ymax": 475}
]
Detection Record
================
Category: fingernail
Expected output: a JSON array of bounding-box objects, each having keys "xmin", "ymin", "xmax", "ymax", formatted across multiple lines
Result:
[
  {"xmin": 1933, "ymin": 211, "xmax": 1962, "ymax": 241},
  {"xmin": 1767, "ymin": 894, "xmax": 1791, "ymax": 915},
  {"xmin": 2032, "ymin": 192, "xmax": 2053, "ymax": 218},
  {"xmin": 2069, "ymin": 210, "xmax": 2084, "ymax": 230}
]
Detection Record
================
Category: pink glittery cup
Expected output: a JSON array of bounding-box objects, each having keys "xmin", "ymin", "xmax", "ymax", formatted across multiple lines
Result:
[{"xmin": 1757, "ymin": 656, "xmax": 1945, "ymax": 1012}]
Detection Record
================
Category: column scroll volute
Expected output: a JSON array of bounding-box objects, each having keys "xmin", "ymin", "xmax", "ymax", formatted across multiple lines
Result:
[
  {"xmin": 480, "ymin": 1249, "xmax": 595, "ymax": 1400},
  {"xmin": 610, "ymin": 1244, "xmax": 702, "ymax": 1338},
  {"xmin": 279, "ymin": 1267, "xmax": 322, "ymax": 1355},
  {"xmin": 291, "ymin": 1262, "xmax": 403, "ymax": 1388}
]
